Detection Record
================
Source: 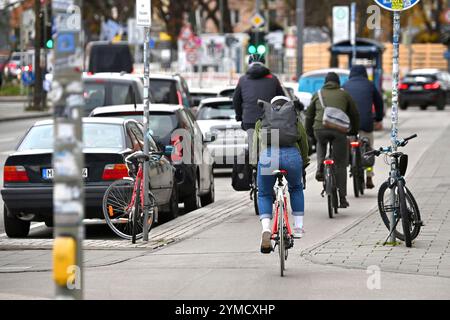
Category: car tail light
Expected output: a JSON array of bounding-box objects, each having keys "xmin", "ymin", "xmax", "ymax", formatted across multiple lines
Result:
[
  {"xmin": 398, "ymin": 83, "xmax": 409, "ymax": 90},
  {"xmin": 4, "ymin": 166, "xmax": 29, "ymax": 182},
  {"xmin": 177, "ymin": 91, "xmax": 183, "ymax": 105},
  {"xmin": 350, "ymin": 141, "xmax": 360, "ymax": 148},
  {"xmin": 323, "ymin": 159, "xmax": 334, "ymax": 165},
  {"xmin": 170, "ymin": 135, "xmax": 184, "ymax": 162},
  {"xmin": 102, "ymin": 164, "xmax": 129, "ymax": 180},
  {"xmin": 424, "ymin": 82, "xmax": 440, "ymax": 90},
  {"xmin": 87, "ymin": 72, "xmax": 94, "ymax": 76}
]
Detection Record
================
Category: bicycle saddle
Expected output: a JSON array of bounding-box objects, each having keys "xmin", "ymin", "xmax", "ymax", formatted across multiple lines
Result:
[
  {"xmin": 273, "ymin": 169, "xmax": 288, "ymax": 178},
  {"xmin": 126, "ymin": 151, "xmax": 150, "ymax": 163}
]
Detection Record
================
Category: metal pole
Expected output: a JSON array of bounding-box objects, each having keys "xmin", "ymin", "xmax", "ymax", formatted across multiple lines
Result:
[
  {"xmin": 389, "ymin": 11, "xmax": 401, "ymax": 244},
  {"xmin": 296, "ymin": 0, "xmax": 304, "ymax": 77},
  {"xmin": 219, "ymin": 0, "xmax": 224, "ymax": 34},
  {"xmin": 143, "ymin": 26, "xmax": 152, "ymax": 241},
  {"xmin": 52, "ymin": 0, "xmax": 84, "ymax": 299},
  {"xmin": 351, "ymin": 2, "xmax": 357, "ymax": 66}
]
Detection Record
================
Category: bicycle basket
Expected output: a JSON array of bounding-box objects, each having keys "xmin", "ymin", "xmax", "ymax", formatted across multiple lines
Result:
[{"xmin": 399, "ymin": 154, "xmax": 409, "ymax": 177}]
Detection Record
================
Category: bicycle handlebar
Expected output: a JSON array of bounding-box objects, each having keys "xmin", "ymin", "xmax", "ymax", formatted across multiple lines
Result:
[{"xmin": 364, "ymin": 133, "xmax": 418, "ymax": 158}]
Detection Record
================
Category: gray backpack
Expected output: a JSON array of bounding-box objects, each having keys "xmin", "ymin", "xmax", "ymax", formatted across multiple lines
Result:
[{"xmin": 258, "ymin": 100, "xmax": 299, "ymax": 147}]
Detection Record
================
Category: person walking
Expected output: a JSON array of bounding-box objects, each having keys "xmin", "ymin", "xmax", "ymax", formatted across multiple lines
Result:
[
  {"xmin": 343, "ymin": 65, "xmax": 384, "ymax": 189},
  {"xmin": 305, "ymin": 72, "xmax": 360, "ymax": 208}
]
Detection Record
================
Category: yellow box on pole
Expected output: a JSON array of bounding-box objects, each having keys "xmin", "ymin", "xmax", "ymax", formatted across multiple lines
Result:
[{"xmin": 53, "ymin": 237, "xmax": 76, "ymax": 287}]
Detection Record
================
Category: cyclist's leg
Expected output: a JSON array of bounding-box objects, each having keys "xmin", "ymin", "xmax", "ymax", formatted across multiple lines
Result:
[
  {"xmin": 331, "ymin": 130, "xmax": 349, "ymax": 203},
  {"xmin": 359, "ymin": 130, "xmax": 375, "ymax": 187},
  {"xmin": 314, "ymin": 130, "xmax": 328, "ymax": 181},
  {"xmin": 281, "ymin": 147, "xmax": 305, "ymax": 237}
]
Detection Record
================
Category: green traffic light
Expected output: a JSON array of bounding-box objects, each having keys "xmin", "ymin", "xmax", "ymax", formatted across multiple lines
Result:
[
  {"xmin": 46, "ymin": 39, "xmax": 54, "ymax": 49},
  {"xmin": 248, "ymin": 45, "xmax": 257, "ymax": 55},
  {"xmin": 257, "ymin": 45, "xmax": 266, "ymax": 55}
]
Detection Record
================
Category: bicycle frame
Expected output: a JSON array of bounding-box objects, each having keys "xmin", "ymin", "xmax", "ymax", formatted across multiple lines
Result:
[
  {"xmin": 271, "ymin": 180, "xmax": 293, "ymax": 240},
  {"xmin": 125, "ymin": 164, "xmax": 145, "ymax": 213}
]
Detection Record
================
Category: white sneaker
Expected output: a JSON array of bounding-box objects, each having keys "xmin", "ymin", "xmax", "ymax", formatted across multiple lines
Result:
[
  {"xmin": 293, "ymin": 227, "xmax": 305, "ymax": 239},
  {"xmin": 260, "ymin": 229, "xmax": 272, "ymax": 254}
]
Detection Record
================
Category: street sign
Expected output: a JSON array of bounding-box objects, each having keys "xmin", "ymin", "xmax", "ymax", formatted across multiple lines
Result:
[
  {"xmin": 186, "ymin": 52, "xmax": 197, "ymax": 65},
  {"xmin": 251, "ymin": 13, "xmax": 265, "ymax": 29},
  {"xmin": 332, "ymin": 6, "xmax": 349, "ymax": 44},
  {"xmin": 136, "ymin": 0, "xmax": 152, "ymax": 27},
  {"xmin": 374, "ymin": 0, "xmax": 420, "ymax": 12}
]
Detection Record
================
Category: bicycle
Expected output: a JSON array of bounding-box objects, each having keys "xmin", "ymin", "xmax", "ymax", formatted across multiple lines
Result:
[
  {"xmin": 321, "ymin": 142, "xmax": 339, "ymax": 218},
  {"xmin": 349, "ymin": 136, "xmax": 367, "ymax": 198},
  {"xmin": 102, "ymin": 151, "xmax": 157, "ymax": 243},
  {"xmin": 365, "ymin": 134, "xmax": 423, "ymax": 247},
  {"xmin": 270, "ymin": 169, "xmax": 294, "ymax": 277}
]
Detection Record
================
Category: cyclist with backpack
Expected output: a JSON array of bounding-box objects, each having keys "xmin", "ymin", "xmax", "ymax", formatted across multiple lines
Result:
[
  {"xmin": 305, "ymin": 72, "xmax": 360, "ymax": 208},
  {"xmin": 253, "ymin": 96, "xmax": 310, "ymax": 253}
]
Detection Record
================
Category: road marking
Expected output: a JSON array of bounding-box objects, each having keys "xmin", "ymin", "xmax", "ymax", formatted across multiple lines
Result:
[{"xmin": 0, "ymin": 266, "xmax": 33, "ymax": 272}]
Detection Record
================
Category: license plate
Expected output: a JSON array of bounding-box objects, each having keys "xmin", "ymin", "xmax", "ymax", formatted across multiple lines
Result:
[
  {"xmin": 409, "ymin": 85, "xmax": 422, "ymax": 91},
  {"xmin": 42, "ymin": 168, "xmax": 88, "ymax": 179}
]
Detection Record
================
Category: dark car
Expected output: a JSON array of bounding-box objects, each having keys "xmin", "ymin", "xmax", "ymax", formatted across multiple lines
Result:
[
  {"xmin": 1, "ymin": 118, "xmax": 177, "ymax": 238},
  {"xmin": 89, "ymin": 104, "xmax": 215, "ymax": 212},
  {"xmin": 82, "ymin": 73, "xmax": 146, "ymax": 116},
  {"xmin": 399, "ymin": 69, "xmax": 450, "ymax": 110},
  {"xmin": 86, "ymin": 41, "xmax": 133, "ymax": 74},
  {"xmin": 145, "ymin": 74, "xmax": 192, "ymax": 109}
]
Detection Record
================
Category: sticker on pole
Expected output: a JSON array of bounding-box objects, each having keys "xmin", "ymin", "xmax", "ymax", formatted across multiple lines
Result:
[
  {"xmin": 136, "ymin": 0, "xmax": 152, "ymax": 27},
  {"xmin": 374, "ymin": 0, "xmax": 420, "ymax": 12}
]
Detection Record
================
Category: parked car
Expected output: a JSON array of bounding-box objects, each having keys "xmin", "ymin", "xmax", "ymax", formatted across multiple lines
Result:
[
  {"xmin": 4, "ymin": 52, "xmax": 25, "ymax": 79},
  {"xmin": 85, "ymin": 41, "xmax": 133, "ymax": 74},
  {"xmin": 298, "ymin": 68, "xmax": 350, "ymax": 108},
  {"xmin": 139, "ymin": 74, "xmax": 192, "ymax": 109},
  {"xmin": 189, "ymin": 87, "xmax": 221, "ymax": 107},
  {"xmin": 82, "ymin": 72, "xmax": 146, "ymax": 116},
  {"xmin": 1, "ymin": 118, "xmax": 177, "ymax": 238},
  {"xmin": 218, "ymin": 86, "xmax": 236, "ymax": 98},
  {"xmin": 196, "ymin": 97, "xmax": 247, "ymax": 168},
  {"xmin": 398, "ymin": 69, "xmax": 450, "ymax": 110},
  {"xmin": 89, "ymin": 104, "xmax": 215, "ymax": 212}
]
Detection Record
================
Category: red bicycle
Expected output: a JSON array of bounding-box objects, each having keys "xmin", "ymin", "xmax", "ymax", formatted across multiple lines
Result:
[
  {"xmin": 102, "ymin": 151, "xmax": 156, "ymax": 243},
  {"xmin": 271, "ymin": 169, "xmax": 294, "ymax": 277}
]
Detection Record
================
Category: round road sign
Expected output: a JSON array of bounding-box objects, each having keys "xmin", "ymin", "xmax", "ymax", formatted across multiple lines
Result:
[{"xmin": 374, "ymin": 0, "xmax": 420, "ymax": 12}]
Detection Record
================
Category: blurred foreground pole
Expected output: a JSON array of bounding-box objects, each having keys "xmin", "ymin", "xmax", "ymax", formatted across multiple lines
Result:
[
  {"xmin": 350, "ymin": 2, "xmax": 356, "ymax": 66},
  {"xmin": 51, "ymin": 0, "xmax": 85, "ymax": 299},
  {"xmin": 33, "ymin": 0, "xmax": 43, "ymax": 110},
  {"xmin": 296, "ymin": 0, "xmax": 304, "ymax": 77}
]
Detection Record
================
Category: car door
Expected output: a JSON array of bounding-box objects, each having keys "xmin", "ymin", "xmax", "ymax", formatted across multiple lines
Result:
[{"xmin": 184, "ymin": 109, "xmax": 212, "ymax": 194}]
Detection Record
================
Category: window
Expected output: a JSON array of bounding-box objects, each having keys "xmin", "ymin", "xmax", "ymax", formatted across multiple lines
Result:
[
  {"xmin": 84, "ymin": 82, "xmax": 106, "ymax": 110},
  {"xmin": 230, "ymin": 10, "xmax": 240, "ymax": 26},
  {"xmin": 111, "ymin": 83, "xmax": 135, "ymax": 105},
  {"xmin": 197, "ymin": 102, "xmax": 235, "ymax": 120},
  {"xmin": 149, "ymin": 79, "xmax": 178, "ymax": 104}
]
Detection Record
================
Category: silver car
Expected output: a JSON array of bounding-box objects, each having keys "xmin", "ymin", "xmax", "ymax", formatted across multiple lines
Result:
[{"xmin": 196, "ymin": 97, "xmax": 247, "ymax": 168}]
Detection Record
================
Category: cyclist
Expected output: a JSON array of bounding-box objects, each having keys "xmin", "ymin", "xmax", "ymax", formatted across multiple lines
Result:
[
  {"xmin": 305, "ymin": 72, "xmax": 359, "ymax": 208},
  {"xmin": 342, "ymin": 65, "xmax": 384, "ymax": 189},
  {"xmin": 233, "ymin": 53, "xmax": 286, "ymax": 157},
  {"xmin": 253, "ymin": 96, "xmax": 310, "ymax": 253}
]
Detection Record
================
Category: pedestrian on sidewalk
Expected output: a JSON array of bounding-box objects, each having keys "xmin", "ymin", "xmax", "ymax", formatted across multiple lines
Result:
[
  {"xmin": 342, "ymin": 65, "xmax": 384, "ymax": 189},
  {"xmin": 305, "ymin": 72, "xmax": 360, "ymax": 208}
]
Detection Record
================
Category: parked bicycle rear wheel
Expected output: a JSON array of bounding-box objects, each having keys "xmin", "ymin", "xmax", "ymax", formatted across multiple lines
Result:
[
  {"xmin": 278, "ymin": 201, "xmax": 285, "ymax": 277},
  {"xmin": 103, "ymin": 179, "xmax": 153, "ymax": 241},
  {"xmin": 398, "ymin": 182, "xmax": 412, "ymax": 247},
  {"xmin": 378, "ymin": 181, "xmax": 421, "ymax": 242}
]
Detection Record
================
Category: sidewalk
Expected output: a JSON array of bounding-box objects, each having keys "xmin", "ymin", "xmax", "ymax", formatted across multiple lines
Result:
[
  {"xmin": 304, "ymin": 124, "xmax": 450, "ymax": 278},
  {"xmin": 0, "ymin": 97, "xmax": 52, "ymax": 122}
]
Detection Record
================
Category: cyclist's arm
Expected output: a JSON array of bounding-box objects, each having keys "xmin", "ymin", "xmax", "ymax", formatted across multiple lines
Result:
[
  {"xmin": 251, "ymin": 120, "xmax": 262, "ymax": 166},
  {"xmin": 297, "ymin": 121, "xmax": 310, "ymax": 167},
  {"xmin": 372, "ymin": 85, "xmax": 384, "ymax": 123},
  {"xmin": 233, "ymin": 81, "xmax": 243, "ymax": 122},
  {"xmin": 305, "ymin": 95, "xmax": 317, "ymax": 138},
  {"xmin": 346, "ymin": 94, "xmax": 360, "ymax": 136},
  {"xmin": 274, "ymin": 77, "xmax": 285, "ymax": 97}
]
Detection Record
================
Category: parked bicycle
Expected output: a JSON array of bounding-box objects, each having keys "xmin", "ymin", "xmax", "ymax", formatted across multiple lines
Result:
[
  {"xmin": 321, "ymin": 143, "xmax": 339, "ymax": 218},
  {"xmin": 365, "ymin": 134, "xmax": 423, "ymax": 247},
  {"xmin": 270, "ymin": 169, "xmax": 294, "ymax": 277},
  {"xmin": 102, "ymin": 151, "xmax": 157, "ymax": 243}
]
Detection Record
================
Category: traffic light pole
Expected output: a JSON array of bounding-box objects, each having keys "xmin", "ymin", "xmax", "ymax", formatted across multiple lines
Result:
[
  {"xmin": 296, "ymin": 0, "xmax": 304, "ymax": 77},
  {"xmin": 52, "ymin": 0, "xmax": 85, "ymax": 300}
]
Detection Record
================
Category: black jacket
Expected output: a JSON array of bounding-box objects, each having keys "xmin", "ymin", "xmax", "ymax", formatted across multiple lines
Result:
[
  {"xmin": 342, "ymin": 65, "xmax": 384, "ymax": 133},
  {"xmin": 233, "ymin": 63, "xmax": 285, "ymax": 126}
]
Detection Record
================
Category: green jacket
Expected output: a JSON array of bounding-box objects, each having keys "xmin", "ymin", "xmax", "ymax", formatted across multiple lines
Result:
[
  {"xmin": 252, "ymin": 118, "xmax": 310, "ymax": 167},
  {"xmin": 305, "ymin": 82, "xmax": 360, "ymax": 136}
]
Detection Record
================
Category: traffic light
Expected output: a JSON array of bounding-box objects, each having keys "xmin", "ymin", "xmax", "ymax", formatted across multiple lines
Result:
[
  {"xmin": 45, "ymin": 25, "xmax": 53, "ymax": 49},
  {"xmin": 247, "ymin": 31, "xmax": 267, "ymax": 56}
]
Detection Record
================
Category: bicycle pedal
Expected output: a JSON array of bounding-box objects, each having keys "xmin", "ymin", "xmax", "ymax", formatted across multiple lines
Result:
[{"xmin": 320, "ymin": 189, "xmax": 325, "ymax": 198}]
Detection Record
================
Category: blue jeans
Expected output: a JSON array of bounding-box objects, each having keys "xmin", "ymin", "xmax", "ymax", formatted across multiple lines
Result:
[{"xmin": 257, "ymin": 147, "xmax": 304, "ymax": 220}]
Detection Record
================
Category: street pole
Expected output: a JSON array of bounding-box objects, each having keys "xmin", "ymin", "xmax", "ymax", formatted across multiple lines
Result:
[
  {"xmin": 296, "ymin": 0, "xmax": 304, "ymax": 77},
  {"xmin": 52, "ymin": 0, "xmax": 84, "ymax": 299},
  {"xmin": 389, "ymin": 11, "xmax": 401, "ymax": 244},
  {"xmin": 33, "ymin": 0, "xmax": 42, "ymax": 110},
  {"xmin": 350, "ymin": 2, "xmax": 357, "ymax": 66}
]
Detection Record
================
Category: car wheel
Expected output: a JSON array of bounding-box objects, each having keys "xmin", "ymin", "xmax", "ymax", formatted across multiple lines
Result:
[
  {"xmin": 200, "ymin": 173, "xmax": 215, "ymax": 207},
  {"xmin": 163, "ymin": 183, "xmax": 179, "ymax": 222},
  {"xmin": 437, "ymin": 94, "xmax": 446, "ymax": 110},
  {"xmin": 3, "ymin": 205, "xmax": 30, "ymax": 238},
  {"xmin": 184, "ymin": 178, "xmax": 201, "ymax": 213},
  {"xmin": 399, "ymin": 102, "xmax": 408, "ymax": 110},
  {"xmin": 419, "ymin": 104, "xmax": 428, "ymax": 110}
]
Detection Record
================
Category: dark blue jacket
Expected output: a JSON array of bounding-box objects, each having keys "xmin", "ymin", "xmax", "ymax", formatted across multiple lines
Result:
[
  {"xmin": 233, "ymin": 63, "xmax": 285, "ymax": 126},
  {"xmin": 343, "ymin": 65, "xmax": 384, "ymax": 133}
]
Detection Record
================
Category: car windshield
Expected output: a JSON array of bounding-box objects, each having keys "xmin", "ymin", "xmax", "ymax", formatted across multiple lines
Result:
[
  {"xmin": 197, "ymin": 102, "xmax": 235, "ymax": 120},
  {"xmin": 299, "ymin": 74, "xmax": 349, "ymax": 93},
  {"xmin": 219, "ymin": 89, "xmax": 235, "ymax": 98},
  {"xmin": 190, "ymin": 93, "xmax": 218, "ymax": 106},
  {"xmin": 84, "ymin": 82, "xmax": 106, "ymax": 110},
  {"xmin": 403, "ymin": 75, "xmax": 437, "ymax": 83},
  {"xmin": 150, "ymin": 79, "xmax": 179, "ymax": 104},
  {"xmin": 18, "ymin": 123, "xmax": 125, "ymax": 151}
]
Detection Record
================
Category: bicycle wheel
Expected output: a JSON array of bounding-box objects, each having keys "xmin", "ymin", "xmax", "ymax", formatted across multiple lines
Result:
[
  {"xmin": 351, "ymin": 153, "xmax": 360, "ymax": 198},
  {"xmin": 103, "ymin": 179, "xmax": 153, "ymax": 241},
  {"xmin": 398, "ymin": 182, "xmax": 412, "ymax": 247},
  {"xmin": 131, "ymin": 179, "xmax": 141, "ymax": 244},
  {"xmin": 278, "ymin": 200, "xmax": 285, "ymax": 277},
  {"xmin": 378, "ymin": 181, "xmax": 421, "ymax": 241}
]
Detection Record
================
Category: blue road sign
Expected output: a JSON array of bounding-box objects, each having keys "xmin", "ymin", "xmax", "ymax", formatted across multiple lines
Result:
[
  {"xmin": 374, "ymin": 0, "xmax": 420, "ymax": 12},
  {"xmin": 57, "ymin": 33, "xmax": 76, "ymax": 53},
  {"xmin": 21, "ymin": 71, "xmax": 35, "ymax": 87}
]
